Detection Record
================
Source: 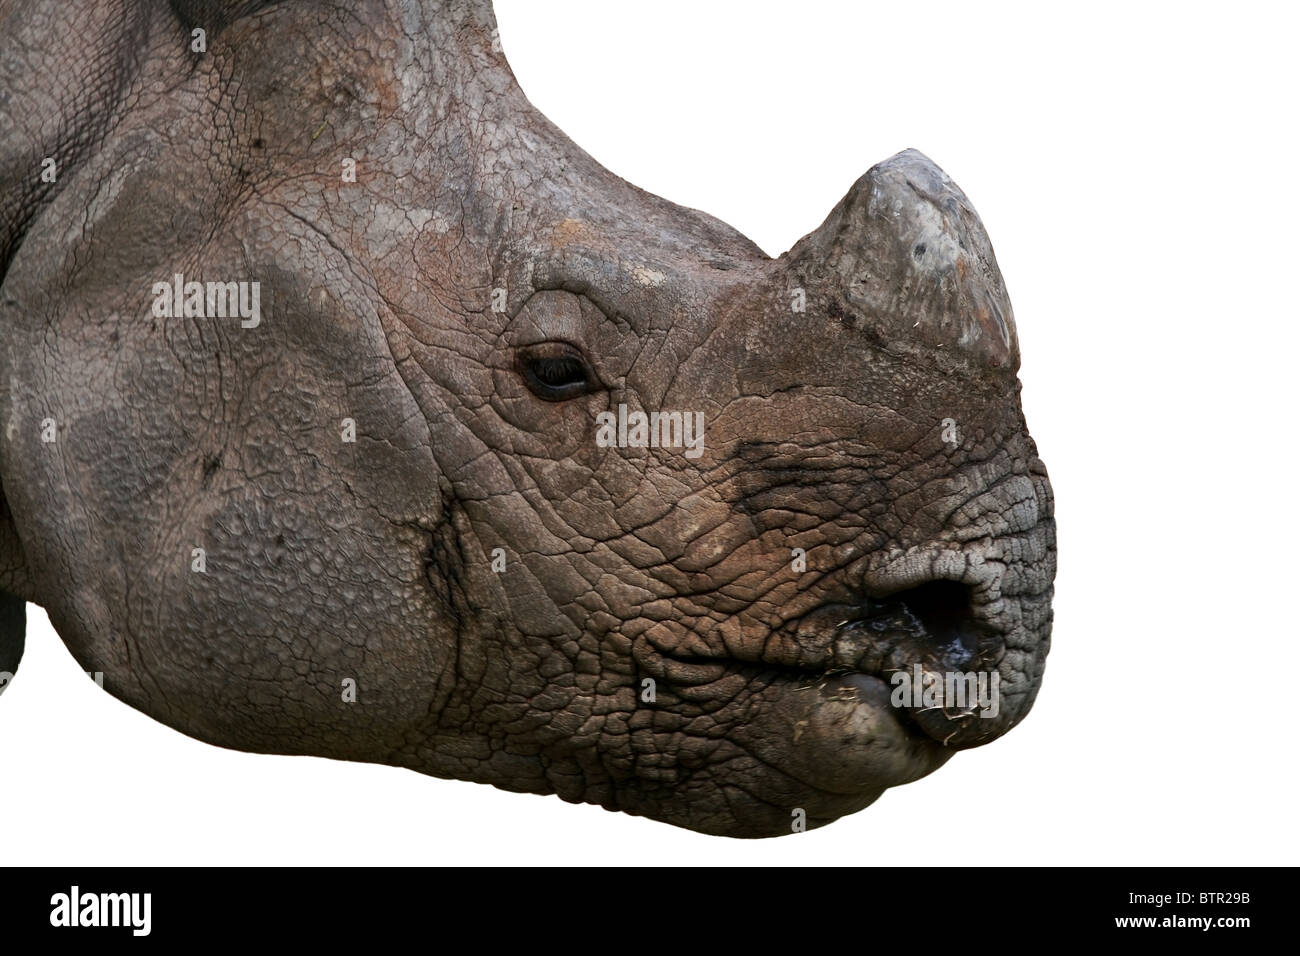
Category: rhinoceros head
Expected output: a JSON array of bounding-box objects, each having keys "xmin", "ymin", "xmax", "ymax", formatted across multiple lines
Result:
[{"xmin": 0, "ymin": 0, "xmax": 1055, "ymax": 836}]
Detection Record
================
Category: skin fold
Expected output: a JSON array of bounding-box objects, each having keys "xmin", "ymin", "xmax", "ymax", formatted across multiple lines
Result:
[{"xmin": 0, "ymin": 0, "xmax": 1056, "ymax": 836}]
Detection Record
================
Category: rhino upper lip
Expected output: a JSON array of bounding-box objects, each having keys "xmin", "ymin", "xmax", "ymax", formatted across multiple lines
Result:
[{"xmin": 655, "ymin": 579, "xmax": 1003, "ymax": 682}]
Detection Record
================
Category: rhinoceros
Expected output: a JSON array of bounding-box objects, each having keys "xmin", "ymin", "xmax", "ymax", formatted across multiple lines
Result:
[{"xmin": 0, "ymin": 0, "xmax": 1055, "ymax": 836}]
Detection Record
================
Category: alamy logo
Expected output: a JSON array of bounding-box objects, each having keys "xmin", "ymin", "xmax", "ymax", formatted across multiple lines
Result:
[
  {"xmin": 151, "ymin": 272, "xmax": 261, "ymax": 328},
  {"xmin": 889, "ymin": 665, "xmax": 1000, "ymax": 718},
  {"xmin": 595, "ymin": 404, "xmax": 705, "ymax": 459},
  {"xmin": 50, "ymin": 886, "xmax": 151, "ymax": 936}
]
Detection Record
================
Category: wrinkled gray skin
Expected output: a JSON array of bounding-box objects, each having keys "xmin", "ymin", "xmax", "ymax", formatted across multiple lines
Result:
[{"xmin": 0, "ymin": 0, "xmax": 1055, "ymax": 836}]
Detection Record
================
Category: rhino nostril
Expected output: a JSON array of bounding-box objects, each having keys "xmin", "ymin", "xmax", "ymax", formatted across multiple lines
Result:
[{"xmin": 869, "ymin": 580, "xmax": 986, "ymax": 669}]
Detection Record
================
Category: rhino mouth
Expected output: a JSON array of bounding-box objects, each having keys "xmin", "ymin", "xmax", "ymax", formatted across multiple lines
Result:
[
  {"xmin": 641, "ymin": 574, "xmax": 1027, "ymax": 800},
  {"xmin": 805, "ymin": 580, "xmax": 1011, "ymax": 738}
]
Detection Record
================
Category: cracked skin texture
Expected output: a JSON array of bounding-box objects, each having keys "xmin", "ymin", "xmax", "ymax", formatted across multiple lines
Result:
[{"xmin": 0, "ymin": 0, "xmax": 1056, "ymax": 836}]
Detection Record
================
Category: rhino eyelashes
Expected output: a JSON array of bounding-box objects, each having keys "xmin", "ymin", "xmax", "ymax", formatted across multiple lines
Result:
[{"xmin": 517, "ymin": 342, "xmax": 596, "ymax": 401}]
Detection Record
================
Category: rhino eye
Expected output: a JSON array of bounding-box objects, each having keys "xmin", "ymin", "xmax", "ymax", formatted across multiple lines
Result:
[{"xmin": 517, "ymin": 342, "xmax": 594, "ymax": 401}]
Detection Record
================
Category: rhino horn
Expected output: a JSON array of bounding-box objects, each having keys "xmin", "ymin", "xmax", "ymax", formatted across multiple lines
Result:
[{"xmin": 788, "ymin": 148, "xmax": 1019, "ymax": 371}]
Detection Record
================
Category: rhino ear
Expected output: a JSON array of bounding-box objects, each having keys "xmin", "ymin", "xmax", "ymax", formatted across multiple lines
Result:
[{"xmin": 788, "ymin": 148, "xmax": 1019, "ymax": 371}]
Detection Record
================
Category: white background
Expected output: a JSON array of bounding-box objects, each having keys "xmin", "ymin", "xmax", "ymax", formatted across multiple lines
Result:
[{"xmin": 4, "ymin": 0, "xmax": 1295, "ymax": 864}]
